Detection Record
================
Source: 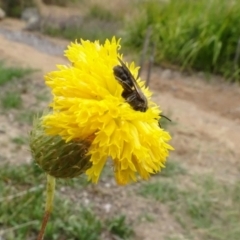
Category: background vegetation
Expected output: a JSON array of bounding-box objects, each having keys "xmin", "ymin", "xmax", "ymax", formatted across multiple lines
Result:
[
  {"xmin": 2, "ymin": 0, "xmax": 240, "ymax": 81},
  {"xmin": 42, "ymin": 2, "xmax": 122, "ymax": 43},
  {"xmin": 0, "ymin": 0, "xmax": 78, "ymax": 17},
  {"xmin": 1, "ymin": 151, "xmax": 240, "ymax": 239},
  {"xmin": 124, "ymin": 0, "xmax": 240, "ymax": 81}
]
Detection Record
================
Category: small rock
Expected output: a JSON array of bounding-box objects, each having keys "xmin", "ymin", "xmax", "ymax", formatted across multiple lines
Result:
[
  {"xmin": 0, "ymin": 8, "xmax": 6, "ymax": 20},
  {"xmin": 161, "ymin": 69, "xmax": 173, "ymax": 79},
  {"xmin": 25, "ymin": 15, "xmax": 41, "ymax": 31},
  {"xmin": 172, "ymin": 70, "xmax": 182, "ymax": 79},
  {"xmin": 21, "ymin": 8, "xmax": 41, "ymax": 31},
  {"xmin": 103, "ymin": 203, "xmax": 112, "ymax": 213},
  {"xmin": 197, "ymin": 71, "xmax": 205, "ymax": 79},
  {"xmin": 21, "ymin": 7, "xmax": 39, "ymax": 21}
]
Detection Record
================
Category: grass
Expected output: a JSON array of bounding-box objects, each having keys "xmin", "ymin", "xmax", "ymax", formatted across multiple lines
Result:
[
  {"xmin": 107, "ymin": 215, "xmax": 134, "ymax": 239},
  {"xmin": 11, "ymin": 136, "xmax": 28, "ymax": 145},
  {"xmin": 0, "ymin": 62, "xmax": 34, "ymax": 111},
  {"xmin": 87, "ymin": 3, "xmax": 120, "ymax": 21},
  {"xmin": 0, "ymin": 62, "xmax": 33, "ymax": 86},
  {"xmin": 0, "ymin": 163, "xmax": 134, "ymax": 240},
  {"xmin": 137, "ymin": 213, "xmax": 155, "ymax": 223},
  {"xmin": 17, "ymin": 111, "xmax": 40, "ymax": 124},
  {"xmin": 139, "ymin": 172, "xmax": 240, "ymax": 240},
  {"xmin": 43, "ymin": 24, "xmax": 118, "ymax": 43},
  {"xmin": 139, "ymin": 160, "xmax": 186, "ymax": 202},
  {"xmin": 139, "ymin": 181, "xmax": 181, "ymax": 203},
  {"xmin": 3, "ymin": 0, "xmax": 80, "ymax": 18},
  {"xmin": 1, "ymin": 92, "xmax": 22, "ymax": 109},
  {"xmin": 42, "ymin": 3, "xmax": 121, "ymax": 42},
  {"xmin": 35, "ymin": 90, "xmax": 51, "ymax": 102},
  {"xmin": 160, "ymin": 160, "xmax": 186, "ymax": 178},
  {"xmin": 124, "ymin": 0, "xmax": 240, "ymax": 82}
]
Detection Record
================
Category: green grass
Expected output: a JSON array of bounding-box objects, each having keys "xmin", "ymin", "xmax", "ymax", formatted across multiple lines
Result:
[
  {"xmin": 139, "ymin": 173, "xmax": 240, "ymax": 240},
  {"xmin": 1, "ymin": 159, "xmax": 239, "ymax": 239},
  {"xmin": 137, "ymin": 213, "xmax": 155, "ymax": 223},
  {"xmin": 35, "ymin": 90, "xmax": 51, "ymax": 102},
  {"xmin": 87, "ymin": 4, "xmax": 119, "ymax": 21},
  {"xmin": 160, "ymin": 160, "xmax": 186, "ymax": 177},
  {"xmin": 44, "ymin": 24, "xmax": 117, "ymax": 43},
  {"xmin": 0, "ymin": 62, "xmax": 33, "ymax": 86},
  {"xmin": 139, "ymin": 161, "xmax": 186, "ymax": 202},
  {"xmin": 17, "ymin": 111, "xmax": 39, "ymax": 124},
  {"xmin": 0, "ymin": 164, "xmax": 83, "ymax": 239},
  {"xmin": 107, "ymin": 215, "xmax": 134, "ymax": 239},
  {"xmin": 3, "ymin": 0, "xmax": 80, "ymax": 18},
  {"xmin": 124, "ymin": 0, "xmax": 240, "ymax": 81},
  {"xmin": 42, "ymin": 2, "xmax": 121, "ymax": 42},
  {"xmin": 11, "ymin": 136, "xmax": 28, "ymax": 145},
  {"xmin": 139, "ymin": 181, "xmax": 181, "ymax": 203},
  {"xmin": 1, "ymin": 92, "xmax": 22, "ymax": 109},
  {"xmin": 0, "ymin": 163, "xmax": 133, "ymax": 240}
]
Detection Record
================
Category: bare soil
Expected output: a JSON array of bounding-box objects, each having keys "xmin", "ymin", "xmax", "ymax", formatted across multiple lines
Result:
[{"xmin": 0, "ymin": 17, "xmax": 239, "ymax": 240}]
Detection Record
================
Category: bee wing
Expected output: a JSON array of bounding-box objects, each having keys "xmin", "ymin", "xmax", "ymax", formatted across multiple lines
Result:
[
  {"xmin": 117, "ymin": 57, "xmax": 143, "ymax": 97},
  {"xmin": 113, "ymin": 69, "xmax": 133, "ymax": 92}
]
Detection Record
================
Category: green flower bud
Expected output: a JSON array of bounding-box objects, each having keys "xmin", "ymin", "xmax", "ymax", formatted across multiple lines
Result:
[{"xmin": 30, "ymin": 116, "xmax": 92, "ymax": 178}]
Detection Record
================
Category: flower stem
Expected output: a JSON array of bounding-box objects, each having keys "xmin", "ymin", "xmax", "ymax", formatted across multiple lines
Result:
[{"xmin": 37, "ymin": 174, "xmax": 56, "ymax": 240}]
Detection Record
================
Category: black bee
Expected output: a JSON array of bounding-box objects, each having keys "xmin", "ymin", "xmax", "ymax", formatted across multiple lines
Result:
[
  {"xmin": 113, "ymin": 57, "xmax": 148, "ymax": 112},
  {"xmin": 113, "ymin": 57, "xmax": 171, "ymax": 127}
]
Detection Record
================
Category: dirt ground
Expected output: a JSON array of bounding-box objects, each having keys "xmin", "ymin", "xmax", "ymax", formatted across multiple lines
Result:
[{"xmin": 0, "ymin": 18, "xmax": 240, "ymax": 240}]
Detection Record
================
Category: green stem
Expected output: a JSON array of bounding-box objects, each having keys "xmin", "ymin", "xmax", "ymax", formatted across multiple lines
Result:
[{"xmin": 37, "ymin": 174, "xmax": 56, "ymax": 240}]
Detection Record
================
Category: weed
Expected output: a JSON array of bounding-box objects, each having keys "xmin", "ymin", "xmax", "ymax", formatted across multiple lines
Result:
[
  {"xmin": 138, "ymin": 212, "xmax": 155, "ymax": 222},
  {"xmin": 43, "ymin": 23, "xmax": 118, "ymax": 43},
  {"xmin": 107, "ymin": 215, "xmax": 134, "ymax": 239},
  {"xmin": 183, "ymin": 191, "xmax": 215, "ymax": 228},
  {"xmin": 0, "ymin": 62, "xmax": 33, "ymax": 86},
  {"xmin": 124, "ymin": 0, "xmax": 240, "ymax": 81},
  {"xmin": 232, "ymin": 180, "xmax": 240, "ymax": 202},
  {"xmin": 42, "ymin": 3, "xmax": 121, "ymax": 42},
  {"xmin": 139, "ymin": 181, "xmax": 180, "ymax": 203},
  {"xmin": 11, "ymin": 136, "xmax": 28, "ymax": 145},
  {"xmin": 54, "ymin": 207, "xmax": 102, "ymax": 240},
  {"xmin": 1, "ymin": 92, "xmax": 22, "ymax": 109},
  {"xmin": 138, "ymin": 171, "xmax": 240, "ymax": 240},
  {"xmin": 17, "ymin": 111, "xmax": 39, "ymax": 124},
  {"xmin": 175, "ymin": 176, "xmax": 240, "ymax": 240},
  {"xmin": 0, "ymin": 163, "xmax": 100, "ymax": 240},
  {"xmin": 87, "ymin": 4, "xmax": 117, "ymax": 21},
  {"xmin": 165, "ymin": 237, "xmax": 187, "ymax": 240},
  {"xmin": 35, "ymin": 91, "xmax": 51, "ymax": 102},
  {"xmin": 160, "ymin": 161, "xmax": 186, "ymax": 178}
]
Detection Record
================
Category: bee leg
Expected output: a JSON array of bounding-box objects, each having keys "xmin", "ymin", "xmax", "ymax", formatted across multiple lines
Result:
[{"xmin": 126, "ymin": 93, "xmax": 137, "ymax": 103}]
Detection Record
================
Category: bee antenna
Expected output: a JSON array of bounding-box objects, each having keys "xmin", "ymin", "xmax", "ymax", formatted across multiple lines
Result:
[{"xmin": 160, "ymin": 114, "xmax": 171, "ymax": 122}]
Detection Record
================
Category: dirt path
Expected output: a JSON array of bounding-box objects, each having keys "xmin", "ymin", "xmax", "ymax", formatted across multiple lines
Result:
[
  {"xmin": 149, "ymin": 65, "xmax": 240, "ymax": 182},
  {"xmin": 0, "ymin": 19, "xmax": 68, "ymax": 73}
]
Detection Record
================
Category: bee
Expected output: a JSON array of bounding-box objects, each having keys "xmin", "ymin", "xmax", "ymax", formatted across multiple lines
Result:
[
  {"xmin": 113, "ymin": 57, "xmax": 171, "ymax": 126},
  {"xmin": 113, "ymin": 57, "xmax": 148, "ymax": 112}
]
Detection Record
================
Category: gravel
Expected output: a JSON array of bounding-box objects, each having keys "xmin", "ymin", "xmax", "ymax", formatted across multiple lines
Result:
[{"xmin": 0, "ymin": 27, "xmax": 65, "ymax": 56}]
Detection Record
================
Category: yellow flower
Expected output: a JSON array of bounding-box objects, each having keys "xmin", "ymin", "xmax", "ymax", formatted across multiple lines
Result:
[{"xmin": 43, "ymin": 37, "xmax": 173, "ymax": 185}]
